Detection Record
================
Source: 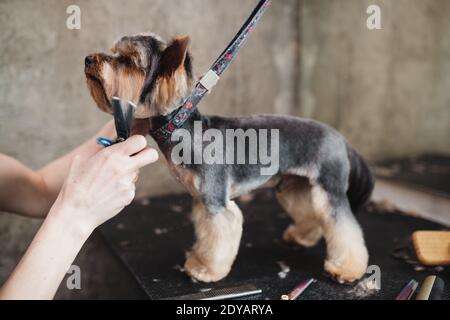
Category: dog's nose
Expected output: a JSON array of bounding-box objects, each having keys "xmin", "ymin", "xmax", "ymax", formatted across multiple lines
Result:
[{"xmin": 85, "ymin": 55, "xmax": 96, "ymax": 66}]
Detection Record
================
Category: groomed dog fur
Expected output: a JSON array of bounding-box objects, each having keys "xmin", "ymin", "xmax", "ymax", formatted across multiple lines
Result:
[{"xmin": 85, "ymin": 33, "xmax": 375, "ymax": 283}]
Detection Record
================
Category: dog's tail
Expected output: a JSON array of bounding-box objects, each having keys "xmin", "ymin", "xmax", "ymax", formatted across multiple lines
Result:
[{"xmin": 346, "ymin": 146, "xmax": 375, "ymax": 213}]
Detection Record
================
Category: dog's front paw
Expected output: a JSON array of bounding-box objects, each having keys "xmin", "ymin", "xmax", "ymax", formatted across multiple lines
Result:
[
  {"xmin": 184, "ymin": 254, "xmax": 230, "ymax": 283},
  {"xmin": 283, "ymin": 224, "xmax": 323, "ymax": 248},
  {"xmin": 324, "ymin": 248, "xmax": 368, "ymax": 283}
]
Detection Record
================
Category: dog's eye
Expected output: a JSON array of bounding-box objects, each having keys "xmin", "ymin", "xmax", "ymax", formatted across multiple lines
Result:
[
  {"xmin": 102, "ymin": 55, "xmax": 113, "ymax": 63},
  {"xmin": 116, "ymin": 55, "xmax": 133, "ymax": 66}
]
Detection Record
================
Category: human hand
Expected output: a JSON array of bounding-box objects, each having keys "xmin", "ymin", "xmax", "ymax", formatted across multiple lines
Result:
[{"xmin": 50, "ymin": 135, "xmax": 158, "ymax": 235}]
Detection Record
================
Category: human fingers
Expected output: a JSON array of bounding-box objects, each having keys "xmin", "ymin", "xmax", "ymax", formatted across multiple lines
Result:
[
  {"xmin": 129, "ymin": 148, "xmax": 159, "ymax": 170},
  {"xmin": 108, "ymin": 135, "xmax": 147, "ymax": 156}
]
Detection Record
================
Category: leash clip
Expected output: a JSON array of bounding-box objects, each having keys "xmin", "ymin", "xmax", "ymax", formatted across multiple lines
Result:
[{"xmin": 199, "ymin": 70, "xmax": 220, "ymax": 91}]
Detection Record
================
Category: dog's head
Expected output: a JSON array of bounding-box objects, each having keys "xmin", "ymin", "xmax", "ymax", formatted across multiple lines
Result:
[{"xmin": 84, "ymin": 33, "xmax": 194, "ymax": 118}]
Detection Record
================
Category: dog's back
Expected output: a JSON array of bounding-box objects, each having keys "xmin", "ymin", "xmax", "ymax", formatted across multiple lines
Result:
[{"xmin": 206, "ymin": 113, "xmax": 374, "ymax": 211}]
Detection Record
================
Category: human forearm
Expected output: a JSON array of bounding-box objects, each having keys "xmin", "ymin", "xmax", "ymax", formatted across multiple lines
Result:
[
  {"xmin": 0, "ymin": 139, "xmax": 101, "ymax": 217},
  {"xmin": 0, "ymin": 121, "xmax": 116, "ymax": 217},
  {"xmin": 0, "ymin": 154, "xmax": 52, "ymax": 217},
  {"xmin": 0, "ymin": 203, "xmax": 91, "ymax": 300}
]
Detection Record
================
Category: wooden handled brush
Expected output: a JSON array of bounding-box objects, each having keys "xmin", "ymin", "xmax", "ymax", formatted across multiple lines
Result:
[{"xmin": 412, "ymin": 231, "xmax": 450, "ymax": 266}]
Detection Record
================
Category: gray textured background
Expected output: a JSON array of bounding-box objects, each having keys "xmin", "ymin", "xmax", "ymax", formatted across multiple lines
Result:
[{"xmin": 0, "ymin": 0, "xmax": 449, "ymax": 298}]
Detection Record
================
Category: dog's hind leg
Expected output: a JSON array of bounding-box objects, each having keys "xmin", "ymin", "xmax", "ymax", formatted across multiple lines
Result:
[
  {"xmin": 276, "ymin": 176, "xmax": 323, "ymax": 248},
  {"xmin": 311, "ymin": 163, "xmax": 369, "ymax": 283},
  {"xmin": 184, "ymin": 199, "xmax": 243, "ymax": 282}
]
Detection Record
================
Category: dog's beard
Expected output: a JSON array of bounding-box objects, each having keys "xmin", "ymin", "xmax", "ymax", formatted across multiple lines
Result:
[{"xmin": 86, "ymin": 76, "xmax": 112, "ymax": 114}]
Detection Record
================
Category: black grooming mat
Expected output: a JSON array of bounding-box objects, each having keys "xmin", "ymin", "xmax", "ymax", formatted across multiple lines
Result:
[
  {"xmin": 100, "ymin": 190, "xmax": 450, "ymax": 300},
  {"xmin": 375, "ymin": 153, "xmax": 450, "ymax": 196}
]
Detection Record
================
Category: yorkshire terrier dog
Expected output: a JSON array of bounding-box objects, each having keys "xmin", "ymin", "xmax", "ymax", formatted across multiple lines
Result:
[{"xmin": 85, "ymin": 33, "xmax": 374, "ymax": 283}]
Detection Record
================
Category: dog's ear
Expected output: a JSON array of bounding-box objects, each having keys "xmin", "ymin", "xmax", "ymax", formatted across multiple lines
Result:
[
  {"xmin": 137, "ymin": 35, "xmax": 192, "ymax": 117},
  {"xmin": 159, "ymin": 36, "xmax": 191, "ymax": 76}
]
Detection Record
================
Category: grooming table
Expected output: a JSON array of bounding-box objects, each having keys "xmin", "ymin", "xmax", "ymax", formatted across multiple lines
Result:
[{"xmin": 100, "ymin": 189, "xmax": 450, "ymax": 300}]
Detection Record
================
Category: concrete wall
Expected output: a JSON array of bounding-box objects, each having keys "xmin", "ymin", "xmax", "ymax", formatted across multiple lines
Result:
[
  {"xmin": 300, "ymin": 0, "xmax": 450, "ymax": 159},
  {"xmin": 0, "ymin": 0, "xmax": 449, "ymax": 298}
]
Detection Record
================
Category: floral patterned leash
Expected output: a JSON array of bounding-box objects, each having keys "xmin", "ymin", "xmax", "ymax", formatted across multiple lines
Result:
[{"xmin": 150, "ymin": 0, "xmax": 272, "ymax": 145}]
